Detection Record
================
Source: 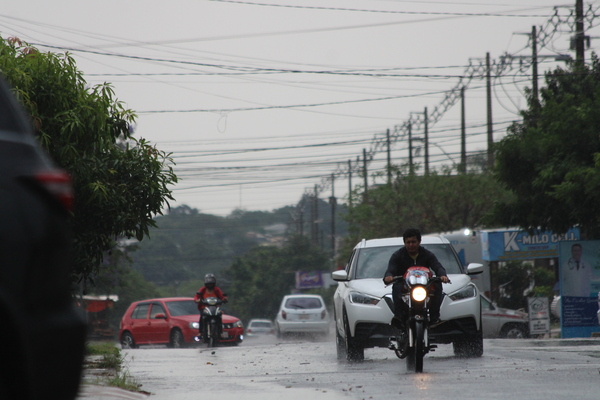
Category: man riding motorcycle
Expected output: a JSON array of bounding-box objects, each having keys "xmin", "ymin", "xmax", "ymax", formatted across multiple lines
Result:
[
  {"xmin": 383, "ymin": 228, "xmax": 450, "ymax": 329},
  {"xmin": 194, "ymin": 274, "xmax": 228, "ymax": 337}
]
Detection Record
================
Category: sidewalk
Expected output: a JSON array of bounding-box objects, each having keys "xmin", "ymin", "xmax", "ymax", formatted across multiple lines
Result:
[{"xmin": 76, "ymin": 384, "xmax": 149, "ymax": 399}]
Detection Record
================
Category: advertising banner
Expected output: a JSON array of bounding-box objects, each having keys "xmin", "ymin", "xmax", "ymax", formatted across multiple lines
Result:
[
  {"xmin": 559, "ymin": 240, "xmax": 600, "ymax": 338},
  {"xmin": 482, "ymin": 228, "xmax": 580, "ymax": 262},
  {"xmin": 295, "ymin": 270, "xmax": 325, "ymax": 289}
]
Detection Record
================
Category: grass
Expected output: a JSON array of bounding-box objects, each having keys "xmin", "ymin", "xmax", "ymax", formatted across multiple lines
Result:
[{"xmin": 85, "ymin": 341, "xmax": 144, "ymax": 393}]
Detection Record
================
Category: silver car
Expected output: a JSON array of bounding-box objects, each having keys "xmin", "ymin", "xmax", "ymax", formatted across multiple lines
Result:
[
  {"xmin": 275, "ymin": 294, "xmax": 330, "ymax": 337},
  {"xmin": 481, "ymin": 294, "xmax": 529, "ymax": 338},
  {"xmin": 246, "ymin": 319, "xmax": 275, "ymax": 337}
]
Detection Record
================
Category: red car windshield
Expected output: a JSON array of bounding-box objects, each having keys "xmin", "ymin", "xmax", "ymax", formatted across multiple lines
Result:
[{"xmin": 166, "ymin": 300, "xmax": 198, "ymax": 316}]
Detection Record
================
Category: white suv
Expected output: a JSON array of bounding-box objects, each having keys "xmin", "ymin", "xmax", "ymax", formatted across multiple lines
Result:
[{"xmin": 332, "ymin": 235, "xmax": 484, "ymax": 361}]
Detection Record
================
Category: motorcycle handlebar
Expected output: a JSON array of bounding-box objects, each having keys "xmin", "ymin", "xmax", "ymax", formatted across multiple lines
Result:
[{"xmin": 386, "ymin": 275, "xmax": 451, "ymax": 286}]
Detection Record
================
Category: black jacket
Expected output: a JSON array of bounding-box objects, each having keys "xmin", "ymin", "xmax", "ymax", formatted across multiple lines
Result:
[{"xmin": 383, "ymin": 245, "xmax": 447, "ymax": 282}]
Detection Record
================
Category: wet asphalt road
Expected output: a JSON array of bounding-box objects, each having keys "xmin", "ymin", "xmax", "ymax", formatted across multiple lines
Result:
[{"xmin": 80, "ymin": 334, "xmax": 600, "ymax": 399}]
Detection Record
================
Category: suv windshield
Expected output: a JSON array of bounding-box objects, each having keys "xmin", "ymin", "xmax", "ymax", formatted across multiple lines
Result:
[{"xmin": 354, "ymin": 243, "xmax": 464, "ymax": 279}]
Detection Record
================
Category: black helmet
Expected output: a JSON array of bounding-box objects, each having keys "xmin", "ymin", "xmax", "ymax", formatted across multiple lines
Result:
[{"xmin": 204, "ymin": 273, "xmax": 216, "ymax": 289}]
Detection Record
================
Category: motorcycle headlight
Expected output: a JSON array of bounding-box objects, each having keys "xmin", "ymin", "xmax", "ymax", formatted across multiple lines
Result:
[
  {"xmin": 190, "ymin": 322, "xmax": 200, "ymax": 329},
  {"xmin": 234, "ymin": 320, "xmax": 244, "ymax": 328},
  {"xmin": 449, "ymin": 284, "xmax": 477, "ymax": 301},
  {"xmin": 349, "ymin": 291, "xmax": 380, "ymax": 305},
  {"xmin": 411, "ymin": 286, "xmax": 427, "ymax": 302}
]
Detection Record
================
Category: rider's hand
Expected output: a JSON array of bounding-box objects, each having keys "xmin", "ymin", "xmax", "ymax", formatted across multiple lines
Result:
[
  {"xmin": 384, "ymin": 276, "xmax": 394, "ymax": 284},
  {"xmin": 440, "ymin": 276, "xmax": 450, "ymax": 283}
]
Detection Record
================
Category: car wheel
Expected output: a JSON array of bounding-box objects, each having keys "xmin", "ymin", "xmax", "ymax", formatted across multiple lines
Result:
[
  {"xmin": 169, "ymin": 329, "xmax": 185, "ymax": 348},
  {"xmin": 343, "ymin": 310, "xmax": 364, "ymax": 362},
  {"xmin": 500, "ymin": 324, "xmax": 527, "ymax": 339},
  {"xmin": 335, "ymin": 311, "xmax": 347, "ymax": 360},
  {"xmin": 121, "ymin": 332, "xmax": 137, "ymax": 349}
]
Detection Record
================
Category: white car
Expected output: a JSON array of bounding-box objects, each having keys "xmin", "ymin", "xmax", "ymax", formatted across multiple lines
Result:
[
  {"xmin": 332, "ymin": 235, "xmax": 484, "ymax": 361},
  {"xmin": 275, "ymin": 294, "xmax": 330, "ymax": 337},
  {"xmin": 246, "ymin": 319, "xmax": 275, "ymax": 337},
  {"xmin": 481, "ymin": 294, "xmax": 529, "ymax": 338}
]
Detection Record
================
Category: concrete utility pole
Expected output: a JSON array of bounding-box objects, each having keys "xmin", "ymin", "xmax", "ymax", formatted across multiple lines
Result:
[
  {"xmin": 362, "ymin": 149, "xmax": 368, "ymax": 201},
  {"xmin": 347, "ymin": 159, "xmax": 352, "ymax": 208},
  {"xmin": 486, "ymin": 52, "xmax": 494, "ymax": 170},
  {"xmin": 423, "ymin": 107, "xmax": 429, "ymax": 175},
  {"xmin": 574, "ymin": 0, "xmax": 587, "ymax": 64},
  {"xmin": 460, "ymin": 86, "xmax": 466, "ymax": 173},
  {"xmin": 408, "ymin": 122, "xmax": 414, "ymax": 175},
  {"xmin": 532, "ymin": 25, "xmax": 539, "ymax": 106},
  {"xmin": 329, "ymin": 173, "xmax": 336, "ymax": 260},
  {"xmin": 311, "ymin": 184, "xmax": 318, "ymax": 245},
  {"xmin": 386, "ymin": 128, "xmax": 391, "ymax": 185}
]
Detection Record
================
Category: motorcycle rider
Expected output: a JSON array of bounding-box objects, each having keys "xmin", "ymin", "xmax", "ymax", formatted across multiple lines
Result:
[
  {"xmin": 194, "ymin": 273, "xmax": 228, "ymax": 337},
  {"xmin": 383, "ymin": 228, "xmax": 449, "ymax": 329}
]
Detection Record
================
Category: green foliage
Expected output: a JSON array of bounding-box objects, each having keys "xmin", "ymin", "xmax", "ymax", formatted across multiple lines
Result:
[
  {"xmin": 345, "ymin": 166, "xmax": 511, "ymax": 241},
  {"xmin": 0, "ymin": 36, "xmax": 177, "ymax": 283},
  {"xmin": 495, "ymin": 261, "xmax": 532, "ymax": 310},
  {"xmin": 88, "ymin": 245, "xmax": 161, "ymax": 332},
  {"xmin": 86, "ymin": 341, "xmax": 120, "ymax": 357},
  {"xmin": 224, "ymin": 235, "xmax": 330, "ymax": 323},
  {"xmin": 492, "ymin": 55, "xmax": 600, "ymax": 239}
]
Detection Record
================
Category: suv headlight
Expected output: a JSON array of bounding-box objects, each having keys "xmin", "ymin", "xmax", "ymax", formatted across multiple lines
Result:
[
  {"xmin": 233, "ymin": 320, "xmax": 244, "ymax": 328},
  {"xmin": 448, "ymin": 284, "xmax": 477, "ymax": 301},
  {"xmin": 349, "ymin": 291, "xmax": 380, "ymax": 305}
]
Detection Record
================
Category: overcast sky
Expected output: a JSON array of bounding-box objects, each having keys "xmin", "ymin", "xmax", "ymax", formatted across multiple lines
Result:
[{"xmin": 2, "ymin": 0, "xmax": 599, "ymax": 216}]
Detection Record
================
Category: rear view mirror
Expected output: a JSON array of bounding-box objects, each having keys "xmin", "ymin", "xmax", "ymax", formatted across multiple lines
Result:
[
  {"xmin": 332, "ymin": 270, "xmax": 349, "ymax": 282},
  {"xmin": 466, "ymin": 263, "xmax": 484, "ymax": 275}
]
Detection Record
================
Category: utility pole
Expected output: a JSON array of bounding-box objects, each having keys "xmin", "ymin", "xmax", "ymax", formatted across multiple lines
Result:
[
  {"xmin": 574, "ymin": 0, "xmax": 587, "ymax": 65},
  {"xmin": 486, "ymin": 52, "xmax": 494, "ymax": 170},
  {"xmin": 460, "ymin": 86, "xmax": 466, "ymax": 173},
  {"xmin": 531, "ymin": 25, "xmax": 539, "ymax": 106},
  {"xmin": 347, "ymin": 159, "xmax": 352, "ymax": 208},
  {"xmin": 386, "ymin": 128, "xmax": 391, "ymax": 185},
  {"xmin": 423, "ymin": 107, "xmax": 429, "ymax": 175},
  {"xmin": 362, "ymin": 149, "xmax": 368, "ymax": 202},
  {"xmin": 312, "ymin": 184, "xmax": 318, "ymax": 245},
  {"xmin": 408, "ymin": 122, "xmax": 414, "ymax": 175},
  {"xmin": 329, "ymin": 173, "xmax": 336, "ymax": 261}
]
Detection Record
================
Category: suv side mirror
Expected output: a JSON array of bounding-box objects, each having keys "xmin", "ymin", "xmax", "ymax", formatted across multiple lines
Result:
[
  {"xmin": 466, "ymin": 263, "xmax": 484, "ymax": 275},
  {"xmin": 332, "ymin": 270, "xmax": 349, "ymax": 282}
]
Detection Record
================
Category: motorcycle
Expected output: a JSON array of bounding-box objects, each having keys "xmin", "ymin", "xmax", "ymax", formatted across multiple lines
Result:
[
  {"xmin": 386, "ymin": 266, "xmax": 449, "ymax": 373},
  {"xmin": 198, "ymin": 296, "xmax": 226, "ymax": 348}
]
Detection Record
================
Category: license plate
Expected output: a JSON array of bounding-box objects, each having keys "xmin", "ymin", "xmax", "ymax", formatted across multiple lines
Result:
[
  {"xmin": 299, "ymin": 314, "xmax": 310, "ymax": 320},
  {"xmin": 221, "ymin": 332, "xmax": 229, "ymax": 339}
]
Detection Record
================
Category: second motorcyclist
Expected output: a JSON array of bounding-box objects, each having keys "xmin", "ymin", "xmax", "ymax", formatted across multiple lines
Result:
[
  {"xmin": 194, "ymin": 273, "xmax": 228, "ymax": 337},
  {"xmin": 383, "ymin": 228, "xmax": 449, "ymax": 329}
]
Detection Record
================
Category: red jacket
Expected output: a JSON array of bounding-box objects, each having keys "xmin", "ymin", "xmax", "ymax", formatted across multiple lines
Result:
[{"xmin": 194, "ymin": 286, "xmax": 226, "ymax": 311}]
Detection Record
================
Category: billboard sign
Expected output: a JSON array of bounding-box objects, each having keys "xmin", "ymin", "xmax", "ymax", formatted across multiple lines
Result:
[{"xmin": 559, "ymin": 240, "xmax": 600, "ymax": 338}]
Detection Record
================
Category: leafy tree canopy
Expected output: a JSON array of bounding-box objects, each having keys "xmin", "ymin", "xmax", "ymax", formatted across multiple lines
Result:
[
  {"xmin": 0, "ymin": 36, "xmax": 177, "ymax": 284},
  {"xmin": 339, "ymin": 166, "xmax": 511, "ymax": 262},
  {"xmin": 492, "ymin": 55, "xmax": 600, "ymax": 238},
  {"xmin": 224, "ymin": 235, "xmax": 330, "ymax": 323}
]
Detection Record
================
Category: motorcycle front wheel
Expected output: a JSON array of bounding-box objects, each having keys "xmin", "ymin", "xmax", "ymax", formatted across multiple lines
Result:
[{"xmin": 405, "ymin": 321, "xmax": 425, "ymax": 372}]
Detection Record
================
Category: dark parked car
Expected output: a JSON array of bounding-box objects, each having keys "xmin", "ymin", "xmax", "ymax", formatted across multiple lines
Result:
[
  {"xmin": 0, "ymin": 76, "xmax": 86, "ymax": 399},
  {"xmin": 119, "ymin": 297, "xmax": 244, "ymax": 348}
]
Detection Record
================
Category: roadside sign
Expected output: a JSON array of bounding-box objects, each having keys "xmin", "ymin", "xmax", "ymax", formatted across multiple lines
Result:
[{"xmin": 528, "ymin": 297, "xmax": 550, "ymax": 335}]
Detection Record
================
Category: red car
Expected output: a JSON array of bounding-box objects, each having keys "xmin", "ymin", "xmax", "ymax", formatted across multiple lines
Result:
[{"xmin": 119, "ymin": 297, "xmax": 244, "ymax": 348}]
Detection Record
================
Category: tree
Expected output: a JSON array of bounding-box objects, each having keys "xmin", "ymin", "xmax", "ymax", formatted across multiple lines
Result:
[
  {"xmin": 0, "ymin": 36, "xmax": 177, "ymax": 285},
  {"xmin": 225, "ymin": 235, "xmax": 330, "ymax": 323},
  {"xmin": 344, "ymin": 166, "xmax": 511, "ymax": 242},
  {"xmin": 492, "ymin": 56, "xmax": 600, "ymax": 239}
]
